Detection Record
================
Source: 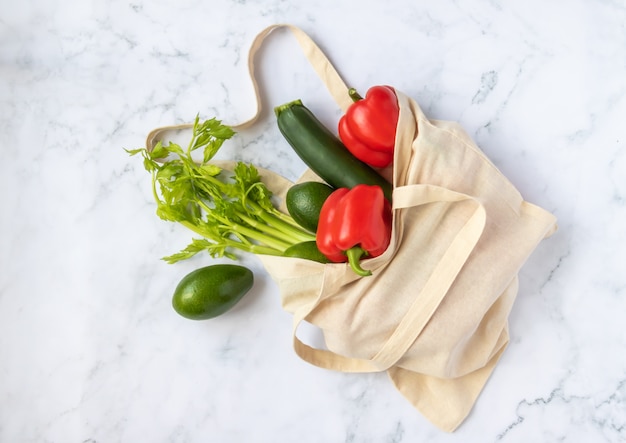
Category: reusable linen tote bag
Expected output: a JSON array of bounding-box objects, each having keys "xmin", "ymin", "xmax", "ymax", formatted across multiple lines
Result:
[{"xmin": 146, "ymin": 24, "xmax": 558, "ymax": 432}]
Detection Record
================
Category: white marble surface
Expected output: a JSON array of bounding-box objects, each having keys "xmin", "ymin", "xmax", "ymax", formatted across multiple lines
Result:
[{"xmin": 1, "ymin": 0, "xmax": 625, "ymax": 441}]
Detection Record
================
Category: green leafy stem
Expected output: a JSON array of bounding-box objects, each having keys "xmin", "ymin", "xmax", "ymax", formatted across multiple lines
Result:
[{"xmin": 127, "ymin": 116, "xmax": 314, "ymax": 263}]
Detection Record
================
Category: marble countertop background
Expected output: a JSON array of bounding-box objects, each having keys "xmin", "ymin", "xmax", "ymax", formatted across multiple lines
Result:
[{"xmin": 2, "ymin": 0, "xmax": 625, "ymax": 441}]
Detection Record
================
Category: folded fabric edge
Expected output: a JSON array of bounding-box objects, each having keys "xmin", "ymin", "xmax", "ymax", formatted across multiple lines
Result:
[{"xmin": 386, "ymin": 336, "xmax": 508, "ymax": 433}]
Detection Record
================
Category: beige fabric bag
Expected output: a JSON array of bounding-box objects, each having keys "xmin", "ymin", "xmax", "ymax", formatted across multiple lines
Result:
[{"xmin": 147, "ymin": 24, "xmax": 558, "ymax": 432}]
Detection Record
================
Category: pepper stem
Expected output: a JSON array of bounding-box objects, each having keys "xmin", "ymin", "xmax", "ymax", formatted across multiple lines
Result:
[
  {"xmin": 348, "ymin": 88, "xmax": 363, "ymax": 102},
  {"xmin": 345, "ymin": 247, "xmax": 372, "ymax": 277}
]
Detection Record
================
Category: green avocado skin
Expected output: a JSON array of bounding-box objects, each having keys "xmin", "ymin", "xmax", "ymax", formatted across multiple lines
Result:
[
  {"xmin": 172, "ymin": 264, "xmax": 254, "ymax": 320},
  {"xmin": 286, "ymin": 181, "xmax": 335, "ymax": 233},
  {"xmin": 283, "ymin": 241, "xmax": 331, "ymax": 264}
]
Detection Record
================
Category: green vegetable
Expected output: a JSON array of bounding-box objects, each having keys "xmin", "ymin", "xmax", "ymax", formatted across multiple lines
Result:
[
  {"xmin": 286, "ymin": 181, "xmax": 335, "ymax": 232},
  {"xmin": 283, "ymin": 241, "xmax": 331, "ymax": 263},
  {"xmin": 275, "ymin": 99, "xmax": 393, "ymax": 201},
  {"xmin": 127, "ymin": 116, "xmax": 315, "ymax": 262},
  {"xmin": 172, "ymin": 264, "xmax": 253, "ymax": 320}
]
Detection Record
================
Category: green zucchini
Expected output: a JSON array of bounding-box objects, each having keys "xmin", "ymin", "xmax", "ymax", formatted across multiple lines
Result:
[{"xmin": 274, "ymin": 100, "xmax": 393, "ymax": 201}]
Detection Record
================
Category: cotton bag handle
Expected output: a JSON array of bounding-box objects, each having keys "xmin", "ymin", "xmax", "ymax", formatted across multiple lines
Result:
[
  {"xmin": 145, "ymin": 24, "xmax": 353, "ymax": 150},
  {"xmin": 291, "ymin": 184, "xmax": 486, "ymax": 373}
]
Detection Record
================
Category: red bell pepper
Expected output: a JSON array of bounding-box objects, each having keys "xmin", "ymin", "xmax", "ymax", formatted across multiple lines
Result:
[
  {"xmin": 316, "ymin": 184, "xmax": 392, "ymax": 276},
  {"xmin": 338, "ymin": 86, "xmax": 399, "ymax": 168}
]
